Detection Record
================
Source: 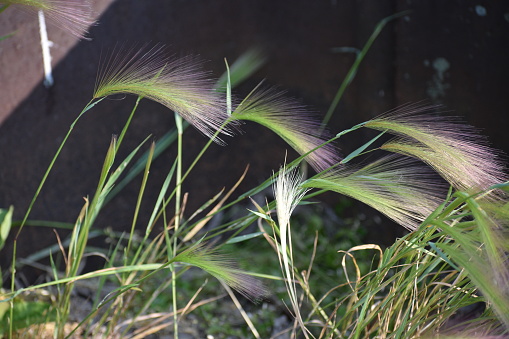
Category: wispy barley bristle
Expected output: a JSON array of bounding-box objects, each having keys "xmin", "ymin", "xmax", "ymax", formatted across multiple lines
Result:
[
  {"xmin": 174, "ymin": 242, "xmax": 268, "ymax": 302},
  {"xmin": 273, "ymin": 165, "xmax": 309, "ymax": 232},
  {"xmin": 4, "ymin": 0, "xmax": 95, "ymax": 39},
  {"xmin": 231, "ymin": 85, "xmax": 341, "ymax": 172},
  {"xmin": 272, "ymin": 165, "xmax": 310, "ymax": 335},
  {"xmin": 303, "ymin": 154, "xmax": 447, "ymax": 230},
  {"xmin": 365, "ymin": 104, "xmax": 507, "ymax": 193},
  {"xmin": 94, "ymin": 45, "xmax": 232, "ymax": 144}
]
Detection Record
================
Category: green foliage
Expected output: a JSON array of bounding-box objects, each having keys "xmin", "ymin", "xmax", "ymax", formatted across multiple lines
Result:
[
  {"xmin": 265, "ymin": 169, "xmax": 509, "ymax": 338},
  {"xmin": 1, "ymin": 6, "xmax": 508, "ymax": 339},
  {"xmin": 0, "ymin": 206, "xmax": 13, "ymax": 251},
  {"xmin": 0, "ymin": 299, "xmax": 55, "ymax": 334},
  {"xmin": 433, "ymin": 192, "xmax": 509, "ymax": 328},
  {"xmin": 303, "ymin": 155, "xmax": 445, "ymax": 230}
]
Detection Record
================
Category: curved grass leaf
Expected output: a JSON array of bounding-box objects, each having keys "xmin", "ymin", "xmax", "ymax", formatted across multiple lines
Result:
[
  {"xmin": 341, "ymin": 130, "xmax": 386, "ymax": 164},
  {"xmin": 323, "ymin": 11, "xmax": 408, "ymax": 126},
  {"xmin": 436, "ymin": 195, "xmax": 509, "ymax": 328}
]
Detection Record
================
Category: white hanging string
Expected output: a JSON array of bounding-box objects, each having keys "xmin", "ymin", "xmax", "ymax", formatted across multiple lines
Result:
[{"xmin": 38, "ymin": 10, "xmax": 54, "ymax": 88}]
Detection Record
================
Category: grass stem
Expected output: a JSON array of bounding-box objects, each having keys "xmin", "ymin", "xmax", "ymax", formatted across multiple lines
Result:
[{"xmin": 172, "ymin": 111, "xmax": 184, "ymax": 339}]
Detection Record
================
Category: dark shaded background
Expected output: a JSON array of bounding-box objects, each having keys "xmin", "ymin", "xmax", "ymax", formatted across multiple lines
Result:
[{"xmin": 1, "ymin": 0, "xmax": 508, "ymax": 280}]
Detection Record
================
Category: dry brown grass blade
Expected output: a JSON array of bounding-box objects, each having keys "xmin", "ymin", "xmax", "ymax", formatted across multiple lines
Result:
[
  {"xmin": 53, "ymin": 228, "xmax": 68, "ymax": 267},
  {"xmin": 221, "ymin": 281, "xmax": 261, "ymax": 339},
  {"xmin": 301, "ymin": 233, "xmax": 341, "ymax": 339},
  {"xmin": 183, "ymin": 165, "xmax": 250, "ymax": 242},
  {"xmin": 178, "ymin": 279, "xmax": 208, "ymax": 320},
  {"xmin": 339, "ymin": 251, "xmax": 361, "ymax": 294},
  {"xmin": 259, "ymin": 218, "xmax": 277, "ymax": 252},
  {"xmin": 128, "ymin": 283, "xmax": 206, "ymax": 338},
  {"xmin": 123, "ymin": 293, "xmax": 227, "ymax": 339}
]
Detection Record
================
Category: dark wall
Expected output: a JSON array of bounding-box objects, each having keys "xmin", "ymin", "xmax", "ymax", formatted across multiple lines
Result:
[{"xmin": 1, "ymin": 0, "xmax": 508, "ymax": 276}]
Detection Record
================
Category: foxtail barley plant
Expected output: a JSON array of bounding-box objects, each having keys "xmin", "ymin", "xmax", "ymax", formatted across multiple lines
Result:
[
  {"xmin": 366, "ymin": 104, "xmax": 508, "ymax": 194},
  {"xmin": 94, "ymin": 45, "xmax": 234, "ymax": 144},
  {"xmin": 0, "ymin": 0, "xmax": 95, "ymax": 39},
  {"xmin": 230, "ymin": 85, "xmax": 342, "ymax": 172},
  {"xmin": 1, "ymin": 8, "xmax": 508, "ymax": 337},
  {"xmin": 302, "ymin": 154, "xmax": 447, "ymax": 230}
]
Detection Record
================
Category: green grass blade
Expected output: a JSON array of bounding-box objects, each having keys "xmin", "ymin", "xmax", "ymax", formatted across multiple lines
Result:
[
  {"xmin": 126, "ymin": 142, "xmax": 155, "ymax": 256},
  {"xmin": 16, "ymin": 98, "xmax": 103, "ymax": 237},
  {"xmin": 115, "ymin": 95, "xmax": 142, "ymax": 152},
  {"xmin": 340, "ymin": 130, "xmax": 386, "ymax": 164},
  {"xmin": 322, "ymin": 11, "xmax": 408, "ymax": 127},
  {"xmin": 105, "ymin": 128, "xmax": 179, "ymax": 204},
  {"xmin": 0, "ymin": 31, "xmax": 15, "ymax": 41},
  {"xmin": 215, "ymin": 48, "xmax": 266, "ymax": 90},
  {"xmin": 336, "ymin": 122, "xmax": 367, "ymax": 138},
  {"xmin": 427, "ymin": 241, "xmax": 460, "ymax": 270},
  {"xmin": 11, "ymin": 220, "xmax": 74, "ymax": 230},
  {"xmin": 0, "ymin": 4, "xmax": 10, "ymax": 14},
  {"xmin": 95, "ymin": 135, "xmax": 152, "ymax": 215},
  {"xmin": 226, "ymin": 232, "xmax": 265, "ymax": 244},
  {"xmin": 0, "ymin": 206, "xmax": 13, "ymax": 251},
  {"xmin": 225, "ymin": 58, "xmax": 232, "ymax": 115},
  {"xmin": 145, "ymin": 159, "xmax": 177, "ymax": 236}
]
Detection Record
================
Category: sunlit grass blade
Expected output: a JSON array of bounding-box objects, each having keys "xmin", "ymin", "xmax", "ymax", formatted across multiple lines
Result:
[
  {"xmin": 433, "ymin": 193, "xmax": 509, "ymax": 329},
  {"xmin": 215, "ymin": 48, "xmax": 266, "ymax": 91},
  {"xmin": 303, "ymin": 154, "xmax": 446, "ymax": 230},
  {"xmin": 231, "ymin": 85, "xmax": 341, "ymax": 172},
  {"xmin": 365, "ymin": 104, "xmax": 508, "ymax": 193},
  {"xmin": 333, "ymin": 223, "xmax": 484, "ymax": 338},
  {"xmin": 94, "ymin": 44, "xmax": 232, "ymax": 144},
  {"xmin": 341, "ymin": 130, "xmax": 385, "ymax": 164},
  {"xmin": 225, "ymin": 59, "xmax": 233, "ymax": 116},
  {"xmin": 0, "ymin": 206, "xmax": 13, "ymax": 251},
  {"xmin": 2, "ymin": 0, "xmax": 95, "ymax": 39}
]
